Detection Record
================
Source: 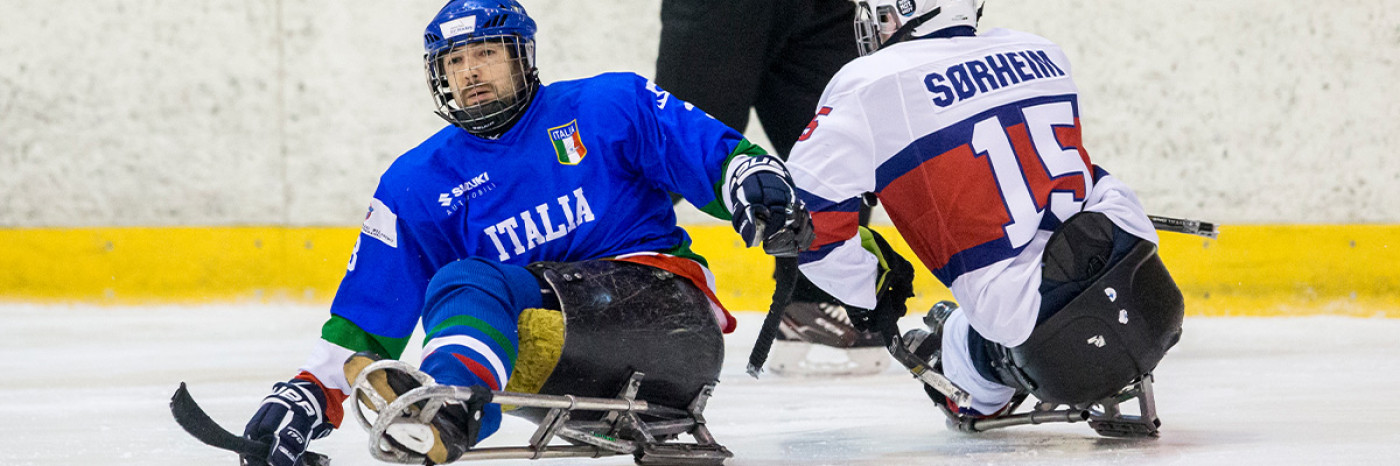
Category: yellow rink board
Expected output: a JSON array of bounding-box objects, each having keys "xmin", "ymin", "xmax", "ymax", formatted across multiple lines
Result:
[{"xmin": 1, "ymin": 225, "xmax": 1397, "ymax": 318}]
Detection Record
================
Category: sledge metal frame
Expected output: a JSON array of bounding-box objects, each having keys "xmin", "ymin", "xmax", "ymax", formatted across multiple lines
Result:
[
  {"xmin": 889, "ymin": 331, "xmax": 1161, "ymax": 438},
  {"xmin": 945, "ymin": 374, "xmax": 1162, "ymax": 438},
  {"xmin": 349, "ymin": 360, "xmax": 731, "ymax": 465}
]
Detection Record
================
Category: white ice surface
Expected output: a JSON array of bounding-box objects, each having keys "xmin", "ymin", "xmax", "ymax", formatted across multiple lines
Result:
[{"xmin": 2, "ymin": 304, "xmax": 1398, "ymax": 465}]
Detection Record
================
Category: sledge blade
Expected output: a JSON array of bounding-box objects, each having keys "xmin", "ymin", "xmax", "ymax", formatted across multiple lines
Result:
[{"xmin": 635, "ymin": 443, "xmax": 733, "ymax": 465}]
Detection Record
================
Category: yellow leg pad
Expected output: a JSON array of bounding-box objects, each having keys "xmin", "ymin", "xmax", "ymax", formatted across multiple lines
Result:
[{"xmin": 502, "ymin": 307, "xmax": 565, "ymax": 407}]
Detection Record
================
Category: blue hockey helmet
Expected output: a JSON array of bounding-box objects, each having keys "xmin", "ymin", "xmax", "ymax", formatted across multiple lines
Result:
[{"xmin": 424, "ymin": 0, "xmax": 540, "ymax": 136}]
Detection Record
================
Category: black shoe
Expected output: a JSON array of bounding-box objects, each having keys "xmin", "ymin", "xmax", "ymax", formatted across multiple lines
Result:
[
  {"xmin": 901, "ymin": 327, "xmax": 941, "ymax": 366},
  {"xmin": 909, "ymin": 303, "xmax": 1018, "ymax": 421},
  {"xmin": 344, "ymin": 352, "xmax": 483, "ymax": 465},
  {"xmin": 905, "ymin": 301, "xmax": 964, "ymax": 417},
  {"xmin": 901, "ymin": 326, "xmax": 953, "ymax": 408},
  {"xmin": 924, "ymin": 300, "xmax": 958, "ymax": 334},
  {"xmin": 904, "ymin": 300, "xmax": 957, "ymax": 367},
  {"xmin": 777, "ymin": 301, "xmax": 883, "ymax": 348},
  {"xmin": 769, "ymin": 301, "xmax": 891, "ymax": 376}
]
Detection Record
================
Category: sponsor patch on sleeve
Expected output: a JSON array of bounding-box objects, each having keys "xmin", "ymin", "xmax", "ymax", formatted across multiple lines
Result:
[{"xmin": 362, "ymin": 198, "xmax": 399, "ymax": 248}]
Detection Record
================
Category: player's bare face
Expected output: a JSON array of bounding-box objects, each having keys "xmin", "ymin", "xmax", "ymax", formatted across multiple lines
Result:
[{"xmin": 443, "ymin": 41, "xmax": 522, "ymax": 108}]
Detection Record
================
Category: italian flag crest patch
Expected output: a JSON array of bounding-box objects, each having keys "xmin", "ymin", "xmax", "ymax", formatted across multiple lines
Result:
[{"xmin": 548, "ymin": 120, "xmax": 587, "ymax": 165}]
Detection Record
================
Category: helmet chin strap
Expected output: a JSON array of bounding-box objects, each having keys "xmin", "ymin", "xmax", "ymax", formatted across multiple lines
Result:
[
  {"xmin": 463, "ymin": 70, "xmax": 540, "ymax": 139},
  {"xmin": 879, "ymin": 2, "xmax": 985, "ymax": 50},
  {"xmin": 880, "ymin": 7, "xmax": 942, "ymax": 49}
]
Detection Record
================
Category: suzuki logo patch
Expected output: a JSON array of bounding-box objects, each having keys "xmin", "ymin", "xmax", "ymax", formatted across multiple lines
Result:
[{"xmin": 440, "ymin": 172, "xmax": 492, "ymax": 206}]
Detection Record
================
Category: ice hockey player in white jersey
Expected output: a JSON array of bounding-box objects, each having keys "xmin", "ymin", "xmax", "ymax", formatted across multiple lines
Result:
[{"xmin": 785, "ymin": 0, "xmax": 1184, "ymax": 431}]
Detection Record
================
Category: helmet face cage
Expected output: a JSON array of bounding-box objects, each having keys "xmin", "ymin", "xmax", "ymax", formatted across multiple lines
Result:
[
  {"xmin": 854, "ymin": 0, "xmax": 983, "ymax": 55},
  {"xmin": 854, "ymin": 2, "xmax": 880, "ymax": 56},
  {"xmin": 854, "ymin": 2, "xmax": 905, "ymax": 56},
  {"xmin": 426, "ymin": 34, "xmax": 538, "ymax": 135}
]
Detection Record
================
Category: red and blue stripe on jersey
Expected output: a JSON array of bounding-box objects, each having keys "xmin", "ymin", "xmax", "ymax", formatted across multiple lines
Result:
[
  {"xmin": 800, "ymin": 195, "xmax": 865, "ymax": 262},
  {"xmin": 804, "ymin": 94, "xmax": 1091, "ymax": 286}
]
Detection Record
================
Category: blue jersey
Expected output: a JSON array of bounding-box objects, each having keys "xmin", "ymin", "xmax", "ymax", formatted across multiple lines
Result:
[{"xmin": 332, "ymin": 72, "xmax": 747, "ymax": 339}]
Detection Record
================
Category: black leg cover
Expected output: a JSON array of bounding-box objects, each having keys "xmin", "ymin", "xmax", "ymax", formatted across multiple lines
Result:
[
  {"xmin": 519, "ymin": 260, "xmax": 725, "ymax": 422},
  {"xmin": 1009, "ymin": 229, "xmax": 1185, "ymax": 406}
]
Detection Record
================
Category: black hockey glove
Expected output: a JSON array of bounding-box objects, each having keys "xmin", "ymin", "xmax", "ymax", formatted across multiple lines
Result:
[
  {"xmin": 242, "ymin": 379, "xmax": 334, "ymax": 466},
  {"xmin": 726, "ymin": 155, "xmax": 815, "ymax": 257},
  {"xmin": 846, "ymin": 227, "xmax": 916, "ymax": 345}
]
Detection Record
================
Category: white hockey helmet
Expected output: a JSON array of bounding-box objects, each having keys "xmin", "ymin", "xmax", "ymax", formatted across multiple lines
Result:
[{"xmin": 854, "ymin": 0, "xmax": 984, "ymax": 55}]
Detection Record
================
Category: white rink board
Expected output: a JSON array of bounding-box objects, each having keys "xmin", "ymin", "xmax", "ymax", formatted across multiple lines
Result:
[
  {"xmin": 2, "ymin": 305, "xmax": 1398, "ymax": 465},
  {"xmin": 2, "ymin": 1, "xmax": 1398, "ymax": 227}
]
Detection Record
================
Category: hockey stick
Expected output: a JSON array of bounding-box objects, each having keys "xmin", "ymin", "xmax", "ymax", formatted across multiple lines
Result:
[
  {"xmin": 746, "ymin": 196, "xmax": 874, "ymax": 378},
  {"xmin": 746, "ymin": 255, "xmax": 800, "ymax": 378},
  {"xmin": 170, "ymin": 382, "xmax": 330, "ymax": 466},
  {"xmin": 1149, "ymin": 215, "xmax": 1218, "ymax": 239}
]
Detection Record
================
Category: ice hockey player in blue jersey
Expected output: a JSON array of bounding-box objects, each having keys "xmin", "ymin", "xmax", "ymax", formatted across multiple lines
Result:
[{"xmin": 237, "ymin": 1, "xmax": 813, "ymax": 465}]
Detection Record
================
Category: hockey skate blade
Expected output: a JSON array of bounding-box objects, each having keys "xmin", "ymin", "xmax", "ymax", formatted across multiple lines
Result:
[
  {"xmin": 768, "ymin": 340, "xmax": 889, "ymax": 377},
  {"xmin": 636, "ymin": 443, "xmax": 733, "ymax": 465}
]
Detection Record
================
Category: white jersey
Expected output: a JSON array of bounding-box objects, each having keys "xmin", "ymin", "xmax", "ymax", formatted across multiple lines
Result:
[{"xmin": 789, "ymin": 28, "xmax": 1156, "ymax": 349}]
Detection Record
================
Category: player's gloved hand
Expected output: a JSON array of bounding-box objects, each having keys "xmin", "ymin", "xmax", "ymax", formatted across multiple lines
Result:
[
  {"xmin": 726, "ymin": 155, "xmax": 815, "ymax": 257},
  {"xmin": 241, "ymin": 379, "xmax": 333, "ymax": 466},
  {"xmin": 847, "ymin": 226, "xmax": 916, "ymax": 344}
]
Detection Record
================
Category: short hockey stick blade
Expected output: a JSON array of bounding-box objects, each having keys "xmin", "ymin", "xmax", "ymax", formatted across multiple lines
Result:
[
  {"xmin": 1148, "ymin": 215, "xmax": 1219, "ymax": 239},
  {"xmin": 170, "ymin": 382, "xmax": 331, "ymax": 465}
]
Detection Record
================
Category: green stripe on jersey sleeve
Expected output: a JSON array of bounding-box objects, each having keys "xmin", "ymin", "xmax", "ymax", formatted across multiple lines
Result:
[
  {"xmin": 320, "ymin": 316, "xmax": 412, "ymax": 360},
  {"xmin": 697, "ymin": 139, "xmax": 770, "ymax": 221}
]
